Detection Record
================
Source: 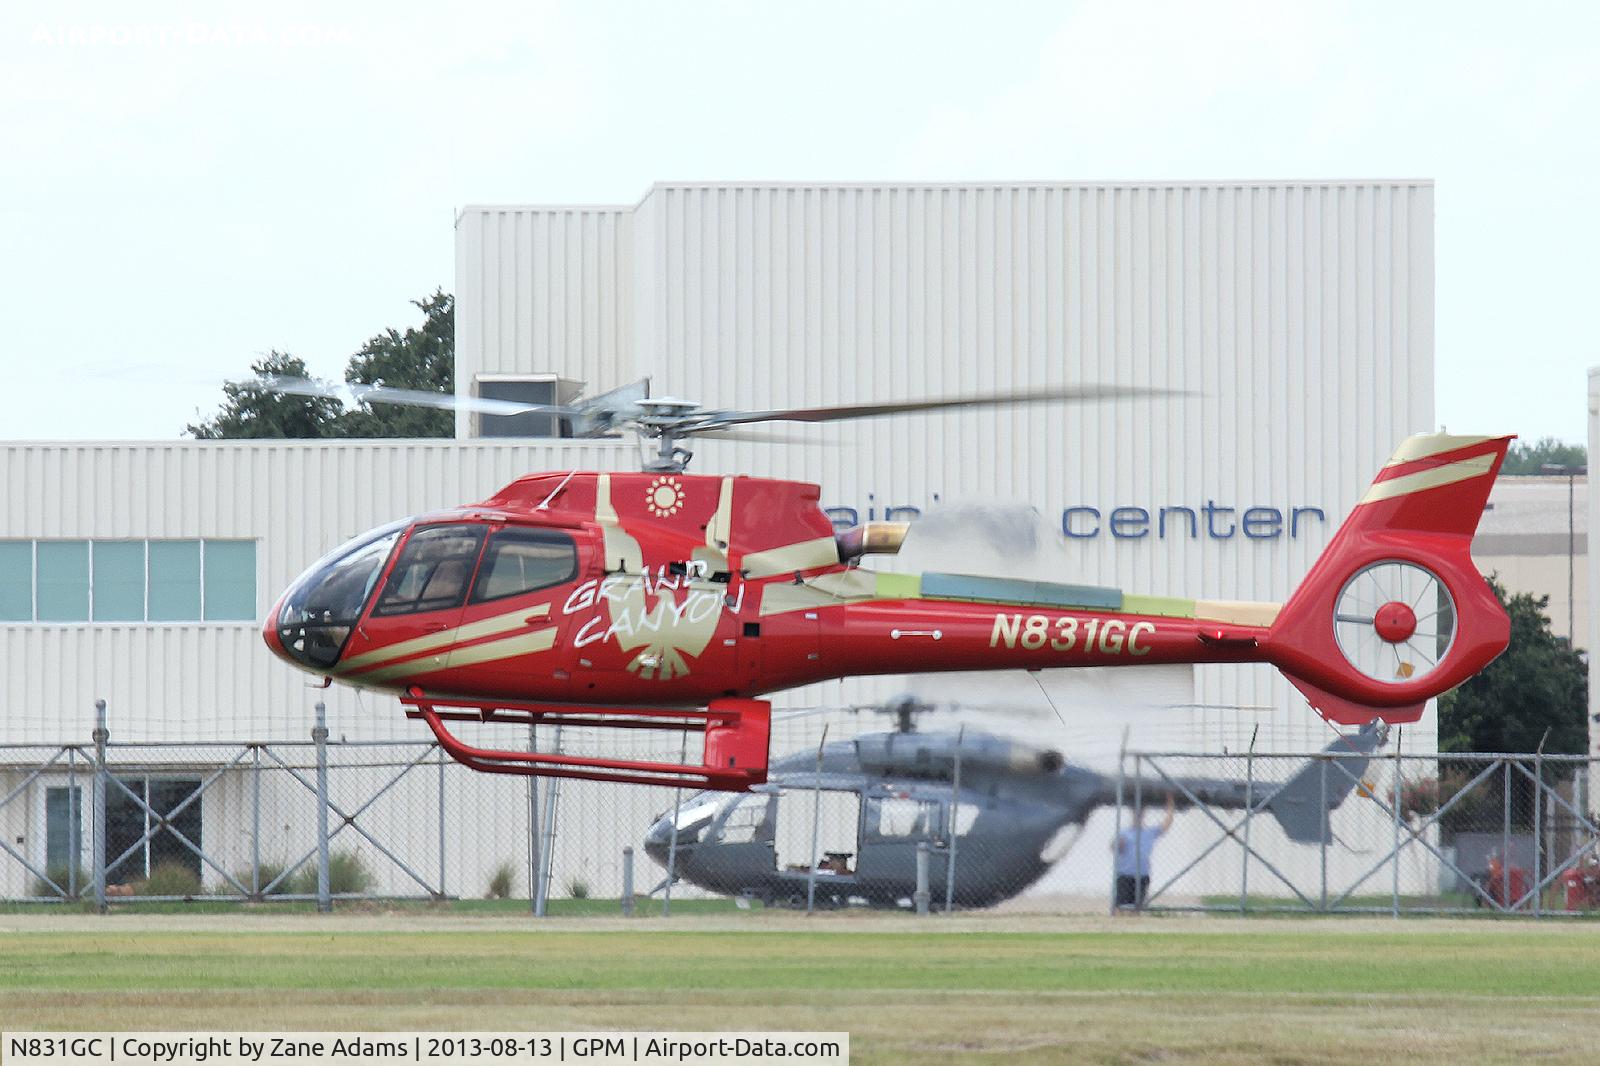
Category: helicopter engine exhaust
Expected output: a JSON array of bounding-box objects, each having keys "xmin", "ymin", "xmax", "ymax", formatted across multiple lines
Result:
[{"xmin": 835, "ymin": 521, "xmax": 911, "ymax": 563}]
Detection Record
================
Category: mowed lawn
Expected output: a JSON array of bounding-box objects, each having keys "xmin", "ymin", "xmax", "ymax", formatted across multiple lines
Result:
[{"xmin": 4, "ymin": 916, "xmax": 1600, "ymax": 1065}]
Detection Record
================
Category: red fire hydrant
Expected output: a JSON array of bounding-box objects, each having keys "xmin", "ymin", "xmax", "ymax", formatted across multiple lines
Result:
[
  {"xmin": 1563, "ymin": 859, "xmax": 1600, "ymax": 911},
  {"xmin": 1486, "ymin": 854, "xmax": 1530, "ymax": 908}
]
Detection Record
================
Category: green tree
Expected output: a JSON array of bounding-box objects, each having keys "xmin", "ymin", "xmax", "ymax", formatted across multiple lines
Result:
[
  {"xmin": 1439, "ymin": 576, "xmax": 1587, "ymax": 756},
  {"xmin": 338, "ymin": 291, "xmax": 455, "ymax": 438},
  {"xmin": 186, "ymin": 292, "xmax": 455, "ymax": 439},
  {"xmin": 185, "ymin": 352, "xmax": 346, "ymax": 439},
  {"xmin": 1435, "ymin": 578, "xmax": 1588, "ymax": 832},
  {"xmin": 1500, "ymin": 437, "xmax": 1586, "ymax": 475}
]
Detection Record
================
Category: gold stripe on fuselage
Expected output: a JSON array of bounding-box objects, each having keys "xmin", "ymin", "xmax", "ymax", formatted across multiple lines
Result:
[
  {"xmin": 743, "ymin": 536, "xmax": 841, "ymax": 578},
  {"xmin": 349, "ymin": 625, "xmax": 560, "ymax": 685},
  {"xmin": 339, "ymin": 602, "xmax": 551, "ymax": 673},
  {"xmin": 758, "ymin": 569, "xmax": 879, "ymax": 617}
]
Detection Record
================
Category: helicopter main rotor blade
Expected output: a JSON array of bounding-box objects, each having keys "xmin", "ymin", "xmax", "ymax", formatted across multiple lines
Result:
[
  {"xmin": 251, "ymin": 375, "xmax": 584, "ymax": 418},
  {"xmin": 697, "ymin": 428, "xmax": 842, "ymax": 446},
  {"xmin": 699, "ymin": 383, "xmax": 1190, "ymax": 428},
  {"xmin": 246, "ymin": 375, "xmax": 344, "ymax": 399},
  {"xmin": 350, "ymin": 383, "xmax": 583, "ymax": 418}
]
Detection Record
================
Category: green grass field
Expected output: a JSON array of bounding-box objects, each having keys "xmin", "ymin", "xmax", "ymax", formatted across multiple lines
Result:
[{"xmin": 4, "ymin": 914, "xmax": 1600, "ymax": 1064}]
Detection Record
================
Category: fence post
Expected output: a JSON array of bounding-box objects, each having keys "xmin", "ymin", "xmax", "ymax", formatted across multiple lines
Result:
[
  {"xmin": 1132, "ymin": 754, "xmax": 1144, "ymax": 912},
  {"xmin": 1110, "ymin": 741, "xmax": 1125, "ymax": 915},
  {"xmin": 621, "ymin": 846, "xmax": 635, "ymax": 916},
  {"xmin": 66, "ymin": 746, "xmax": 79, "ymax": 901},
  {"xmin": 535, "ymin": 725, "xmax": 561, "ymax": 917},
  {"xmin": 914, "ymin": 842, "xmax": 931, "ymax": 915},
  {"xmin": 251, "ymin": 744, "xmax": 262, "ymax": 900},
  {"xmin": 1392, "ymin": 728, "xmax": 1402, "ymax": 918},
  {"xmin": 1319, "ymin": 756, "xmax": 1328, "ymax": 912},
  {"xmin": 534, "ymin": 723, "xmax": 547, "ymax": 915},
  {"xmin": 1241, "ymin": 726, "xmax": 1257, "ymax": 915},
  {"xmin": 805, "ymin": 727, "xmax": 828, "ymax": 915},
  {"xmin": 92, "ymin": 699, "xmax": 107, "ymax": 915},
  {"xmin": 663, "ymin": 730, "xmax": 687, "ymax": 918},
  {"xmin": 1534, "ymin": 741, "xmax": 1546, "ymax": 917},
  {"xmin": 437, "ymin": 748, "xmax": 447, "ymax": 902},
  {"xmin": 945, "ymin": 726, "xmax": 964, "ymax": 915},
  {"xmin": 313, "ymin": 700, "xmax": 331, "ymax": 913},
  {"xmin": 1501, "ymin": 756, "xmax": 1512, "ymax": 912}
]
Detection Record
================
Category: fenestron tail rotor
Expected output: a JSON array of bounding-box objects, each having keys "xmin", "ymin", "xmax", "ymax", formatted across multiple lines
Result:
[
  {"xmin": 1333, "ymin": 561, "xmax": 1457, "ymax": 684},
  {"xmin": 241, "ymin": 373, "xmax": 1191, "ymax": 472}
]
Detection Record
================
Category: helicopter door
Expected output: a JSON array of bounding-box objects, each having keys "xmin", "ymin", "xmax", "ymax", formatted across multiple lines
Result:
[
  {"xmin": 773, "ymin": 787, "xmax": 861, "ymax": 877},
  {"xmin": 732, "ymin": 573, "xmax": 764, "ymax": 689},
  {"xmin": 447, "ymin": 526, "xmax": 582, "ymax": 694},
  {"xmin": 344, "ymin": 524, "xmax": 487, "ymax": 686},
  {"xmin": 853, "ymin": 795, "xmax": 942, "ymax": 889}
]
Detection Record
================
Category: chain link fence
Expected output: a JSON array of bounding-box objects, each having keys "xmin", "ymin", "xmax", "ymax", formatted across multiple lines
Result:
[
  {"xmin": 1118, "ymin": 748, "xmax": 1600, "ymax": 916},
  {"xmin": 4, "ymin": 704, "xmax": 1598, "ymax": 918}
]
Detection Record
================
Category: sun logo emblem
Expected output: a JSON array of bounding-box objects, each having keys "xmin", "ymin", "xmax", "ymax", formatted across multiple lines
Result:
[{"xmin": 645, "ymin": 475, "xmax": 685, "ymax": 518}]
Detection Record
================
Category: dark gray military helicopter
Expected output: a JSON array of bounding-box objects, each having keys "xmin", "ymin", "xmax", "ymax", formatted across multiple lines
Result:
[{"xmin": 643, "ymin": 700, "xmax": 1387, "ymax": 908}]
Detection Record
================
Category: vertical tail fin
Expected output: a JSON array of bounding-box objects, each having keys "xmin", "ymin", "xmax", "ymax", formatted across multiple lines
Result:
[
  {"xmin": 1116, "ymin": 724, "xmax": 1388, "ymax": 844},
  {"xmin": 1261, "ymin": 723, "xmax": 1387, "ymax": 843},
  {"xmin": 1266, "ymin": 433, "xmax": 1512, "ymax": 725}
]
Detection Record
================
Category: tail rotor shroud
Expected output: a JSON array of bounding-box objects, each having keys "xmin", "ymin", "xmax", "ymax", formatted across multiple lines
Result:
[{"xmin": 1333, "ymin": 561, "xmax": 1457, "ymax": 685}]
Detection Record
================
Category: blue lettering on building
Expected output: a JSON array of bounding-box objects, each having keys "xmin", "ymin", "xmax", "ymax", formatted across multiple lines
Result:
[{"xmin": 823, "ymin": 496, "xmax": 1327, "ymax": 540}]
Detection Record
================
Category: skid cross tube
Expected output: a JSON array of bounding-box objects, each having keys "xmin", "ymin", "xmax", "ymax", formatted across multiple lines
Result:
[{"xmin": 400, "ymin": 689, "xmax": 770, "ymax": 790}]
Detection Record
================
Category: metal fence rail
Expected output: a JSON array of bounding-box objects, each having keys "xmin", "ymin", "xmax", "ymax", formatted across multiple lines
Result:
[
  {"xmin": 6, "ymin": 700, "xmax": 1598, "ymax": 919},
  {"xmin": 0, "ymin": 700, "xmax": 713, "ymax": 912}
]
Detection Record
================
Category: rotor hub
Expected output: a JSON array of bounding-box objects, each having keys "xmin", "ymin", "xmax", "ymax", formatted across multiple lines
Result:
[{"xmin": 1373, "ymin": 601, "xmax": 1418, "ymax": 644}]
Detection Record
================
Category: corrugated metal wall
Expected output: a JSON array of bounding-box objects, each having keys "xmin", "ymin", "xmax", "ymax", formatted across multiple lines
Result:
[
  {"xmin": 454, "ymin": 206, "xmax": 635, "ymax": 438},
  {"xmin": 0, "ymin": 440, "xmax": 634, "ymax": 743},
  {"xmin": 458, "ymin": 181, "xmax": 1437, "ymax": 754}
]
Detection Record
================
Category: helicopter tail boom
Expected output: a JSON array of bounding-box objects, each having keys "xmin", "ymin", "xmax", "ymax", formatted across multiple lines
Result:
[
  {"xmin": 1264, "ymin": 433, "xmax": 1512, "ymax": 726},
  {"xmin": 1114, "ymin": 723, "xmax": 1387, "ymax": 843}
]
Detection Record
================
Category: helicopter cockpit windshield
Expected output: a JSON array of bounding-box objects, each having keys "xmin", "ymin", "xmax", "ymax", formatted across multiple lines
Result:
[{"xmin": 275, "ymin": 519, "xmax": 409, "ymax": 669}]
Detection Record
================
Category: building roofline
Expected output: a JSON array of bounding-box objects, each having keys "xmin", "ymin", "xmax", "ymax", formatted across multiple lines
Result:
[
  {"xmin": 0, "ymin": 438, "xmax": 635, "ymax": 449},
  {"xmin": 455, "ymin": 179, "xmax": 1436, "ymax": 224}
]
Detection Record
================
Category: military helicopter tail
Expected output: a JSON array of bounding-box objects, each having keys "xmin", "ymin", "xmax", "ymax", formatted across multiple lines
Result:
[{"xmin": 1109, "ymin": 723, "xmax": 1388, "ymax": 844}]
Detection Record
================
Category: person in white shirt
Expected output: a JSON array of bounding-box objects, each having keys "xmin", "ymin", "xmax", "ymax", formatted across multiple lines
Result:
[{"xmin": 1114, "ymin": 795, "xmax": 1175, "ymax": 910}]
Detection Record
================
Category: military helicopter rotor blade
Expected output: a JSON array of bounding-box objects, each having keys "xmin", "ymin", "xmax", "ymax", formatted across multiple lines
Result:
[{"xmin": 691, "ymin": 383, "xmax": 1191, "ymax": 429}]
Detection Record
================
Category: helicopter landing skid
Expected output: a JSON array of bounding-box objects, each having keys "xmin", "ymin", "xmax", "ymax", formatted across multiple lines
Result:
[{"xmin": 400, "ymin": 688, "xmax": 771, "ymax": 790}]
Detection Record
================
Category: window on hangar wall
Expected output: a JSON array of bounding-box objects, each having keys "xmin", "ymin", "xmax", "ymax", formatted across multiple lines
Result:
[
  {"xmin": 474, "ymin": 374, "xmax": 583, "ymax": 438},
  {"xmin": 0, "ymin": 539, "xmax": 256, "ymax": 623}
]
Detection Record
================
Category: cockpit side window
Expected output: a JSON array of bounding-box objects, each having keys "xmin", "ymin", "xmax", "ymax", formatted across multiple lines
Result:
[
  {"xmin": 717, "ymin": 795, "xmax": 772, "ymax": 843},
  {"xmin": 373, "ymin": 525, "xmax": 486, "ymax": 616},
  {"xmin": 867, "ymin": 797, "xmax": 938, "ymax": 839},
  {"xmin": 470, "ymin": 528, "xmax": 578, "ymax": 603}
]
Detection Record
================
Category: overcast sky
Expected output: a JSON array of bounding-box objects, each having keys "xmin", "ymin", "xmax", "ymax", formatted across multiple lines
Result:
[{"xmin": 2, "ymin": 0, "xmax": 1596, "ymax": 443}]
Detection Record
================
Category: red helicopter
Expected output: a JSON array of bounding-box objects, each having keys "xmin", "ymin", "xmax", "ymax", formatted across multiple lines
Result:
[{"xmin": 260, "ymin": 379, "xmax": 1511, "ymax": 791}]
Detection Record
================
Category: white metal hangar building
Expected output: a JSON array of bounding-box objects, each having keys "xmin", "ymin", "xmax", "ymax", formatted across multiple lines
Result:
[{"xmin": 0, "ymin": 180, "xmax": 1438, "ymax": 900}]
